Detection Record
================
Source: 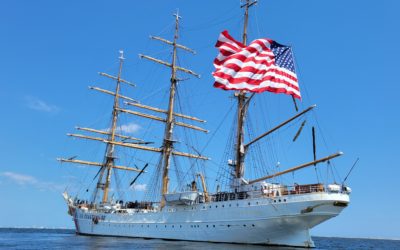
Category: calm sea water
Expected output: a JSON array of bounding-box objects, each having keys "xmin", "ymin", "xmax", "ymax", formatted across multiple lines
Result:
[{"xmin": 0, "ymin": 228, "xmax": 399, "ymax": 250}]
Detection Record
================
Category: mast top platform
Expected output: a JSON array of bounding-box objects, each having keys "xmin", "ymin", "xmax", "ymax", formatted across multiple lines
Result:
[
  {"xmin": 119, "ymin": 50, "xmax": 125, "ymax": 60},
  {"xmin": 173, "ymin": 10, "xmax": 182, "ymax": 20},
  {"xmin": 240, "ymin": 0, "xmax": 257, "ymax": 8}
]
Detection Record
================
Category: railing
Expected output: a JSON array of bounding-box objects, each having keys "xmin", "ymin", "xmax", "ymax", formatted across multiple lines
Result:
[
  {"xmin": 73, "ymin": 183, "xmax": 347, "ymax": 210},
  {"xmin": 281, "ymin": 183, "xmax": 325, "ymax": 195},
  {"xmin": 73, "ymin": 199, "xmax": 159, "ymax": 212},
  {"xmin": 208, "ymin": 183, "xmax": 343, "ymax": 202}
]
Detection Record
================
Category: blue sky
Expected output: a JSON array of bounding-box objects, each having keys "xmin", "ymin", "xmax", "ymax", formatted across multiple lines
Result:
[{"xmin": 0, "ymin": 0, "xmax": 398, "ymax": 239}]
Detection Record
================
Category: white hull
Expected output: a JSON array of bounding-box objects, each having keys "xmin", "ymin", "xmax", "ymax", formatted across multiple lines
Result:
[{"xmin": 69, "ymin": 192, "xmax": 349, "ymax": 247}]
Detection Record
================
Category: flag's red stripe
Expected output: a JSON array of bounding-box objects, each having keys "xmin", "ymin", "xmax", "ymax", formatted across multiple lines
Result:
[
  {"xmin": 216, "ymin": 41, "xmax": 242, "ymax": 52},
  {"xmin": 213, "ymin": 72, "xmax": 300, "ymax": 92},
  {"xmin": 218, "ymin": 48, "xmax": 239, "ymax": 57},
  {"xmin": 216, "ymin": 36, "xmax": 270, "ymax": 51},
  {"xmin": 218, "ymin": 39, "xmax": 272, "ymax": 55},
  {"xmin": 214, "ymin": 64, "xmax": 298, "ymax": 82},
  {"xmin": 217, "ymin": 30, "xmax": 245, "ymax": 48},
  {"xmin": 216, "ymin": 50, "xmax": 275, "ymax": 62},
  {"xmin": 214, "ymin": 53, "xmax": 275, "ymax": 67},
  {"xmin": 214, "ymin": 82, "xmax": 301, "ymax": 99},
  {"xmin": 216, "ymin": 45, "xmax": 272, "ymax": 62},
  {"xmin": 215, "ymin": 58, "xmax": 276, "ymax": 70},
  {"xmin": 213, "ymin": 68, "xmax": 299, "ymax": 90}
]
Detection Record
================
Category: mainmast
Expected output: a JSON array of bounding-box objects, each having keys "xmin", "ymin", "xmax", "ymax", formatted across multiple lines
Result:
[
  {"xmin": 234, "ymin": 0, "xmax": 257, "ymax": 182},
  {"xmin": 161, "ymin": 12, "xmax": 180, "ymax": 207},
  {"xmin": 138, "ymin": 11, "xmax": 204, "ymax": 207}
]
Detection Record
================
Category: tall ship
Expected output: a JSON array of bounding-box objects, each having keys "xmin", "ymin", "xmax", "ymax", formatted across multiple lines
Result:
[{"xmin": 58, "ymin": 1, "xmax": 351, "ymax": 247}]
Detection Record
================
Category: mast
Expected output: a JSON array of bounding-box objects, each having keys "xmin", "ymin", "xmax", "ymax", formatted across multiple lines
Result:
[
  {"xmin": 136, "ymin": 11, "xmax": 204, "ymax": 207},
  {"xmin": 234, "ymin": 0, "xmax": 257, "ymax": 181},
  {"xmin": 97, "ymin": 51, "xmax": 125, "ymax": 203},
  {"xmin": 60, "ymin": 34, "xmax": 206, "ymax": 205},
  {"xmin": 58, "ymin": 51, "xmax": 152, "ymax": 204},
  {"xmin": 160, "ymin": 12, "xmax": 180, "ymax": 207}
]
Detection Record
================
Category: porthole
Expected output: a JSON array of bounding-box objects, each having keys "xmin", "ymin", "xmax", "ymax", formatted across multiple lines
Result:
[
  {"xmin": 284, "ymin": 199, "xmax": 286, "ymax": 202},
  {"xmin": 252, "ymin": 224, "xmax": 255, "ymax": 227},
  {"xmin": 279, "ymin": 199, "xmax": 281, "ymax": 202},
  {"xmin": 222, "ymin": 205, "xmax": 224, "ymax": 207},
  {"xmin": 215, "ymin": 205, "xmax": 218, "ymax": 208},
  {"xmin": 248, "ymin": 202, "xmax": 251, "ymax": 205},
  {"xmin": 213, "ymin": 225, "xmax": 215, "ymax": 228}
]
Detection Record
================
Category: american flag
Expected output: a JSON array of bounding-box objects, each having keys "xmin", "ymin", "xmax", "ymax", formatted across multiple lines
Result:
[{"xmin": 213, "ymin": 30, "xmax": 301, "ymax": 99}]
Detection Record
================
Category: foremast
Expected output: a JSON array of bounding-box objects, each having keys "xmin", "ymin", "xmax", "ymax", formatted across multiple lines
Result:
[
  {"xmin": 97, "ymin": 51, "xmax": 124, "ymax": 203},
  {"xmin": 58, "ymin": 51, "xmax": 146, "ymax": 204}
]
